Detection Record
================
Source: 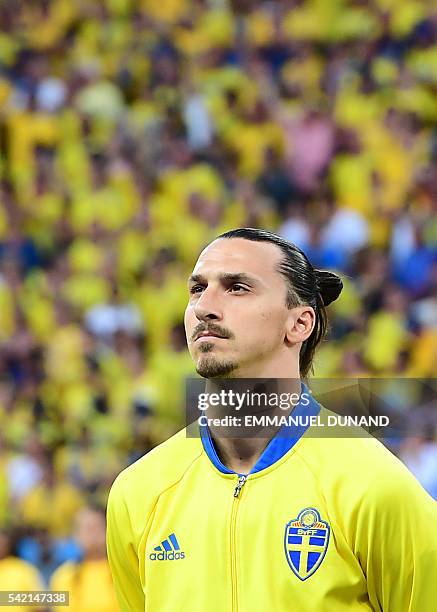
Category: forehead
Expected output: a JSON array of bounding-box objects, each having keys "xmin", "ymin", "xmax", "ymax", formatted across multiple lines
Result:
[{"xmin": 192, "ymin": 238, "xmax": 284, "ymax": 283}]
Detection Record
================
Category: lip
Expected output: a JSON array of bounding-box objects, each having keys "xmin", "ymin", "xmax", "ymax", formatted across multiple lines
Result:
[{"xmin": 195, "ymin": 333, "xmax": 226, "ymax": 342}]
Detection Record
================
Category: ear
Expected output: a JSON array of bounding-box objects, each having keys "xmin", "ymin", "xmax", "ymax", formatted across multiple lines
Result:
[{"xmin": 284, "ymin": 306, "xmax": 316, "ymax": 346}]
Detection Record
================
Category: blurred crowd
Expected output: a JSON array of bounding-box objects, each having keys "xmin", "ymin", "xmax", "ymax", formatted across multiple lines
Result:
[{"xmin": 0, "ymin": 0, "xmax": 437, "ymax": 603}]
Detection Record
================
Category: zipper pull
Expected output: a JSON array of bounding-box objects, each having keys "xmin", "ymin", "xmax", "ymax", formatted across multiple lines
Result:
[{"xmin": 233, "ymin": 475, "xmax": 247, "ymax": 498}]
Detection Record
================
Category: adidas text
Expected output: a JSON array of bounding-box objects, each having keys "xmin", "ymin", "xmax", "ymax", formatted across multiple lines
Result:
[{"xmin": 149, "ymin": 551, "xmax": 186, "ymax": 561}]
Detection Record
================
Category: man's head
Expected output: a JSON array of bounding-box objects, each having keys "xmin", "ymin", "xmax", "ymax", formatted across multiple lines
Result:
[
  {"xmin": 74, "ymin": 504, "xmax": 107, "ymax": 560},
  {"xmin": 0, "ymin": 529, "xmax": 12, "ymax": 560},
  {"xmin": 184, "ymin": 228, "xmax": 342, "ymax": 379}
]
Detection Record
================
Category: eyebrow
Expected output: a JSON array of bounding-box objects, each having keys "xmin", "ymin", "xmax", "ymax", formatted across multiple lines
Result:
[{"xmin": 188, "ymin": 272, "xmax": 259, "ymax": 286}]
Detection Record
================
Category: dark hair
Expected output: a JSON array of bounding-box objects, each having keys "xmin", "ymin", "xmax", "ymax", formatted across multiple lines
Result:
[
  {"xmin": 83, "ymin": 500, "xmax": 107, "ymax": 520},
  {"xmin": 0, "ymin": 526, "xmax": 21, "ymax": 558},
  {"xmin": 216, "ymin": 228, "xmax": 343, "ymax": 377}
]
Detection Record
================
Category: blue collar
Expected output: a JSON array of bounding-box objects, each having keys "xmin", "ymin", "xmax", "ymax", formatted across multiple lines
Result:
[{"xmin": 200, "ymin": 382, "xmax": 320, "ymax": 476}]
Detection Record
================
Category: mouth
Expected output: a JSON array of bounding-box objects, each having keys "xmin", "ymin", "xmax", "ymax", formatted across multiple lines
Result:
[{"xmin": 194, "ymin": 332, "xmax": 227, "ymax": 342}]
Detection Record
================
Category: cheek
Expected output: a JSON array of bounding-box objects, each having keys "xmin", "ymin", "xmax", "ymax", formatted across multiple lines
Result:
[
  {"xmin": 184, "ymin": 304, "xmax": 193, "ymax": 332},
  {"xmin": 244, "ymin": 307, "xmax": 286, "ymax": 343},
  {"xmin": 184, "ymin": 306, "xmax": 196, "ymax": 354},
  {"xmin": 264, "ymin": 305, "xmax": 288, "ymax": 328},
  {"xmin": 254, "ymin": 304, "xmax": 285, "ymax": 328}
]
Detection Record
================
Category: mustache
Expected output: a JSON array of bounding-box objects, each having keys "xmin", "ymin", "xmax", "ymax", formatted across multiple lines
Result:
[{"xmin": 191, "ymin": 323, "xmax": 234, "ymax": 342}]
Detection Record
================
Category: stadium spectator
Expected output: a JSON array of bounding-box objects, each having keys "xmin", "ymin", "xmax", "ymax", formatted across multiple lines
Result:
[
  {"xmin": 50, "ymin": 504, "xmax": 119, "ymax": 612},
  {"xmin": 0, "ymin": 528, "xmax": 43, "ymax": 612}
]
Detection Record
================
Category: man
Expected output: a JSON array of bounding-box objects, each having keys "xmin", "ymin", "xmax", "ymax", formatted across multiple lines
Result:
[
  {"xmin": 51, "ymin": 504, "xmax": 119, "ymax": 612},
  {"xmin": 107, "ymin": 228, "xmax": 437, "ymax": 611},
  {"xmin": 0, "ymin": 527, "xmax": 43, "ymax": 612}
]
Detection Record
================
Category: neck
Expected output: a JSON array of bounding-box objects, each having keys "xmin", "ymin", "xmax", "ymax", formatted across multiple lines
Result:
[{"xmin": 204, "ymin": 375, "xmax": 302, "ymax": 474}]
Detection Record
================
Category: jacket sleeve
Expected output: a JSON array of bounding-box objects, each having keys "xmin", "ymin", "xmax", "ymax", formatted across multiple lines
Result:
[
  {"xmin": 356, "ymin": 454, "xmax": 437, "ymax": 611},
  {"xmin": 106, "ymin": 474, "xmax": 145, "ymax": 612}
]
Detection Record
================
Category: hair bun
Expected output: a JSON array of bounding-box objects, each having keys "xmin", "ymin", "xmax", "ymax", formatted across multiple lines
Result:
[{"xmin": 315, "ymin": 270, "xmax": 343, "ymax": 306}]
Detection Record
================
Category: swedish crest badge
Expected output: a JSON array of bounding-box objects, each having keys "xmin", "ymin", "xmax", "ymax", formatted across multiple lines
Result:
[{"xmin": 284, "ymin": 507, "xmax": 330, "ymax": 580}]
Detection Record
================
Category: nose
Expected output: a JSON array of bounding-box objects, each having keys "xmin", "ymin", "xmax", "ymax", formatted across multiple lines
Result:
[{"xmin": 193, "ymin": 287, "xmax": 222, "ymax": 322}]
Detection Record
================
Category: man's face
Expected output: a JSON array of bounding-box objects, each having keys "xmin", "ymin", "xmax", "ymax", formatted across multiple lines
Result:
[
  {"xmin": 184, "ymin": 238, "xmax": 291, "ymax": 378},
  {"xmin": 74, "ymin": 508, "xmax": 106, "ymax": 557}
]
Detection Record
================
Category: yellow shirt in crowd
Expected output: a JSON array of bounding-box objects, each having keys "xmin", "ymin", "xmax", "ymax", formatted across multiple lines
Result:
[
  {"xmin": 0, "ymin": 557, "xmax": 43, "ymax": 612},
  {"xmin": 50, "ymin": 559, "xmax": 119, "ymax": 612}
]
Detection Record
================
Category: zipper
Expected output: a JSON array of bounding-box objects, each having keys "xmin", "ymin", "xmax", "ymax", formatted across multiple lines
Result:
[
  {"xmin": 233, "ymin": 475, "xmax": 247, "ymax": 498},
  {"xmin": 230, "ymin": 475, "xmax": 247, "ymax": 611}
]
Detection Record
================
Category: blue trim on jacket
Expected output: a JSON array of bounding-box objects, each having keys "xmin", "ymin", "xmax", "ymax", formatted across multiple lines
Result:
[{"xmin": 200, "ymin": 382, "xmax": 320, "ymax": 476}]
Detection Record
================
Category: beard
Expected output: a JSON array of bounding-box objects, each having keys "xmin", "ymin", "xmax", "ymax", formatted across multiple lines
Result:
[{"xmin": 195, "ymin": 341, "xmax": 237, "ymax": 378}]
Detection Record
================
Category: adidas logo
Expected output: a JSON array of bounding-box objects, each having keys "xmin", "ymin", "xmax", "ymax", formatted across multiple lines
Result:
[{"xmin": 149, "ymin": 533, "xmax": 186, "ymax": 561}]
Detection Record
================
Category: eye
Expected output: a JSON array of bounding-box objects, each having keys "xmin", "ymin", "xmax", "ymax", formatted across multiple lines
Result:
[
  {"xmin": 189, "ymin": 285, "xmax": 205, "ymax": 295},
  {"xmin": 229, "ymin": 283, "xmax": 249, "ymax": 293}
]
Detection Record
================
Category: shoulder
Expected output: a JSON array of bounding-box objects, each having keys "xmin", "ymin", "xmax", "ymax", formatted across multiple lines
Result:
[
  {"xmin": 3, "ymin": 556, "xmax": 41, "ymax": 577},
  {"xmin": 298, "ymin": 432, "xmax": 437, "ymax": 541},
  {"xmin": 298, "ymin": 404, "xmax": 422, "ymax": 492},
  {"xmin": 301, "ymin": 431, "xmax": 429, "ymax": 500},
  {"xmin": 50, "ymin": 561, "xmax": 77, "ymax": 588},
  {"xmin": 108, "ymin": 427, "xmax": 203, "ymax": 515}
]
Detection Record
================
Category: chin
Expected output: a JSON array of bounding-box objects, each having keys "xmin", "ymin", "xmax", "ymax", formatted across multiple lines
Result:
[{"xmin": 196, "ymin": 356, "xmax": 237, "ymax": 379}]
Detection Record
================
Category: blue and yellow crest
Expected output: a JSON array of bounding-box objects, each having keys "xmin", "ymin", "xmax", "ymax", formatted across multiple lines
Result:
[{"xmin": 284, "ymin": 507, "xmax": 330, "ymax": 580}]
